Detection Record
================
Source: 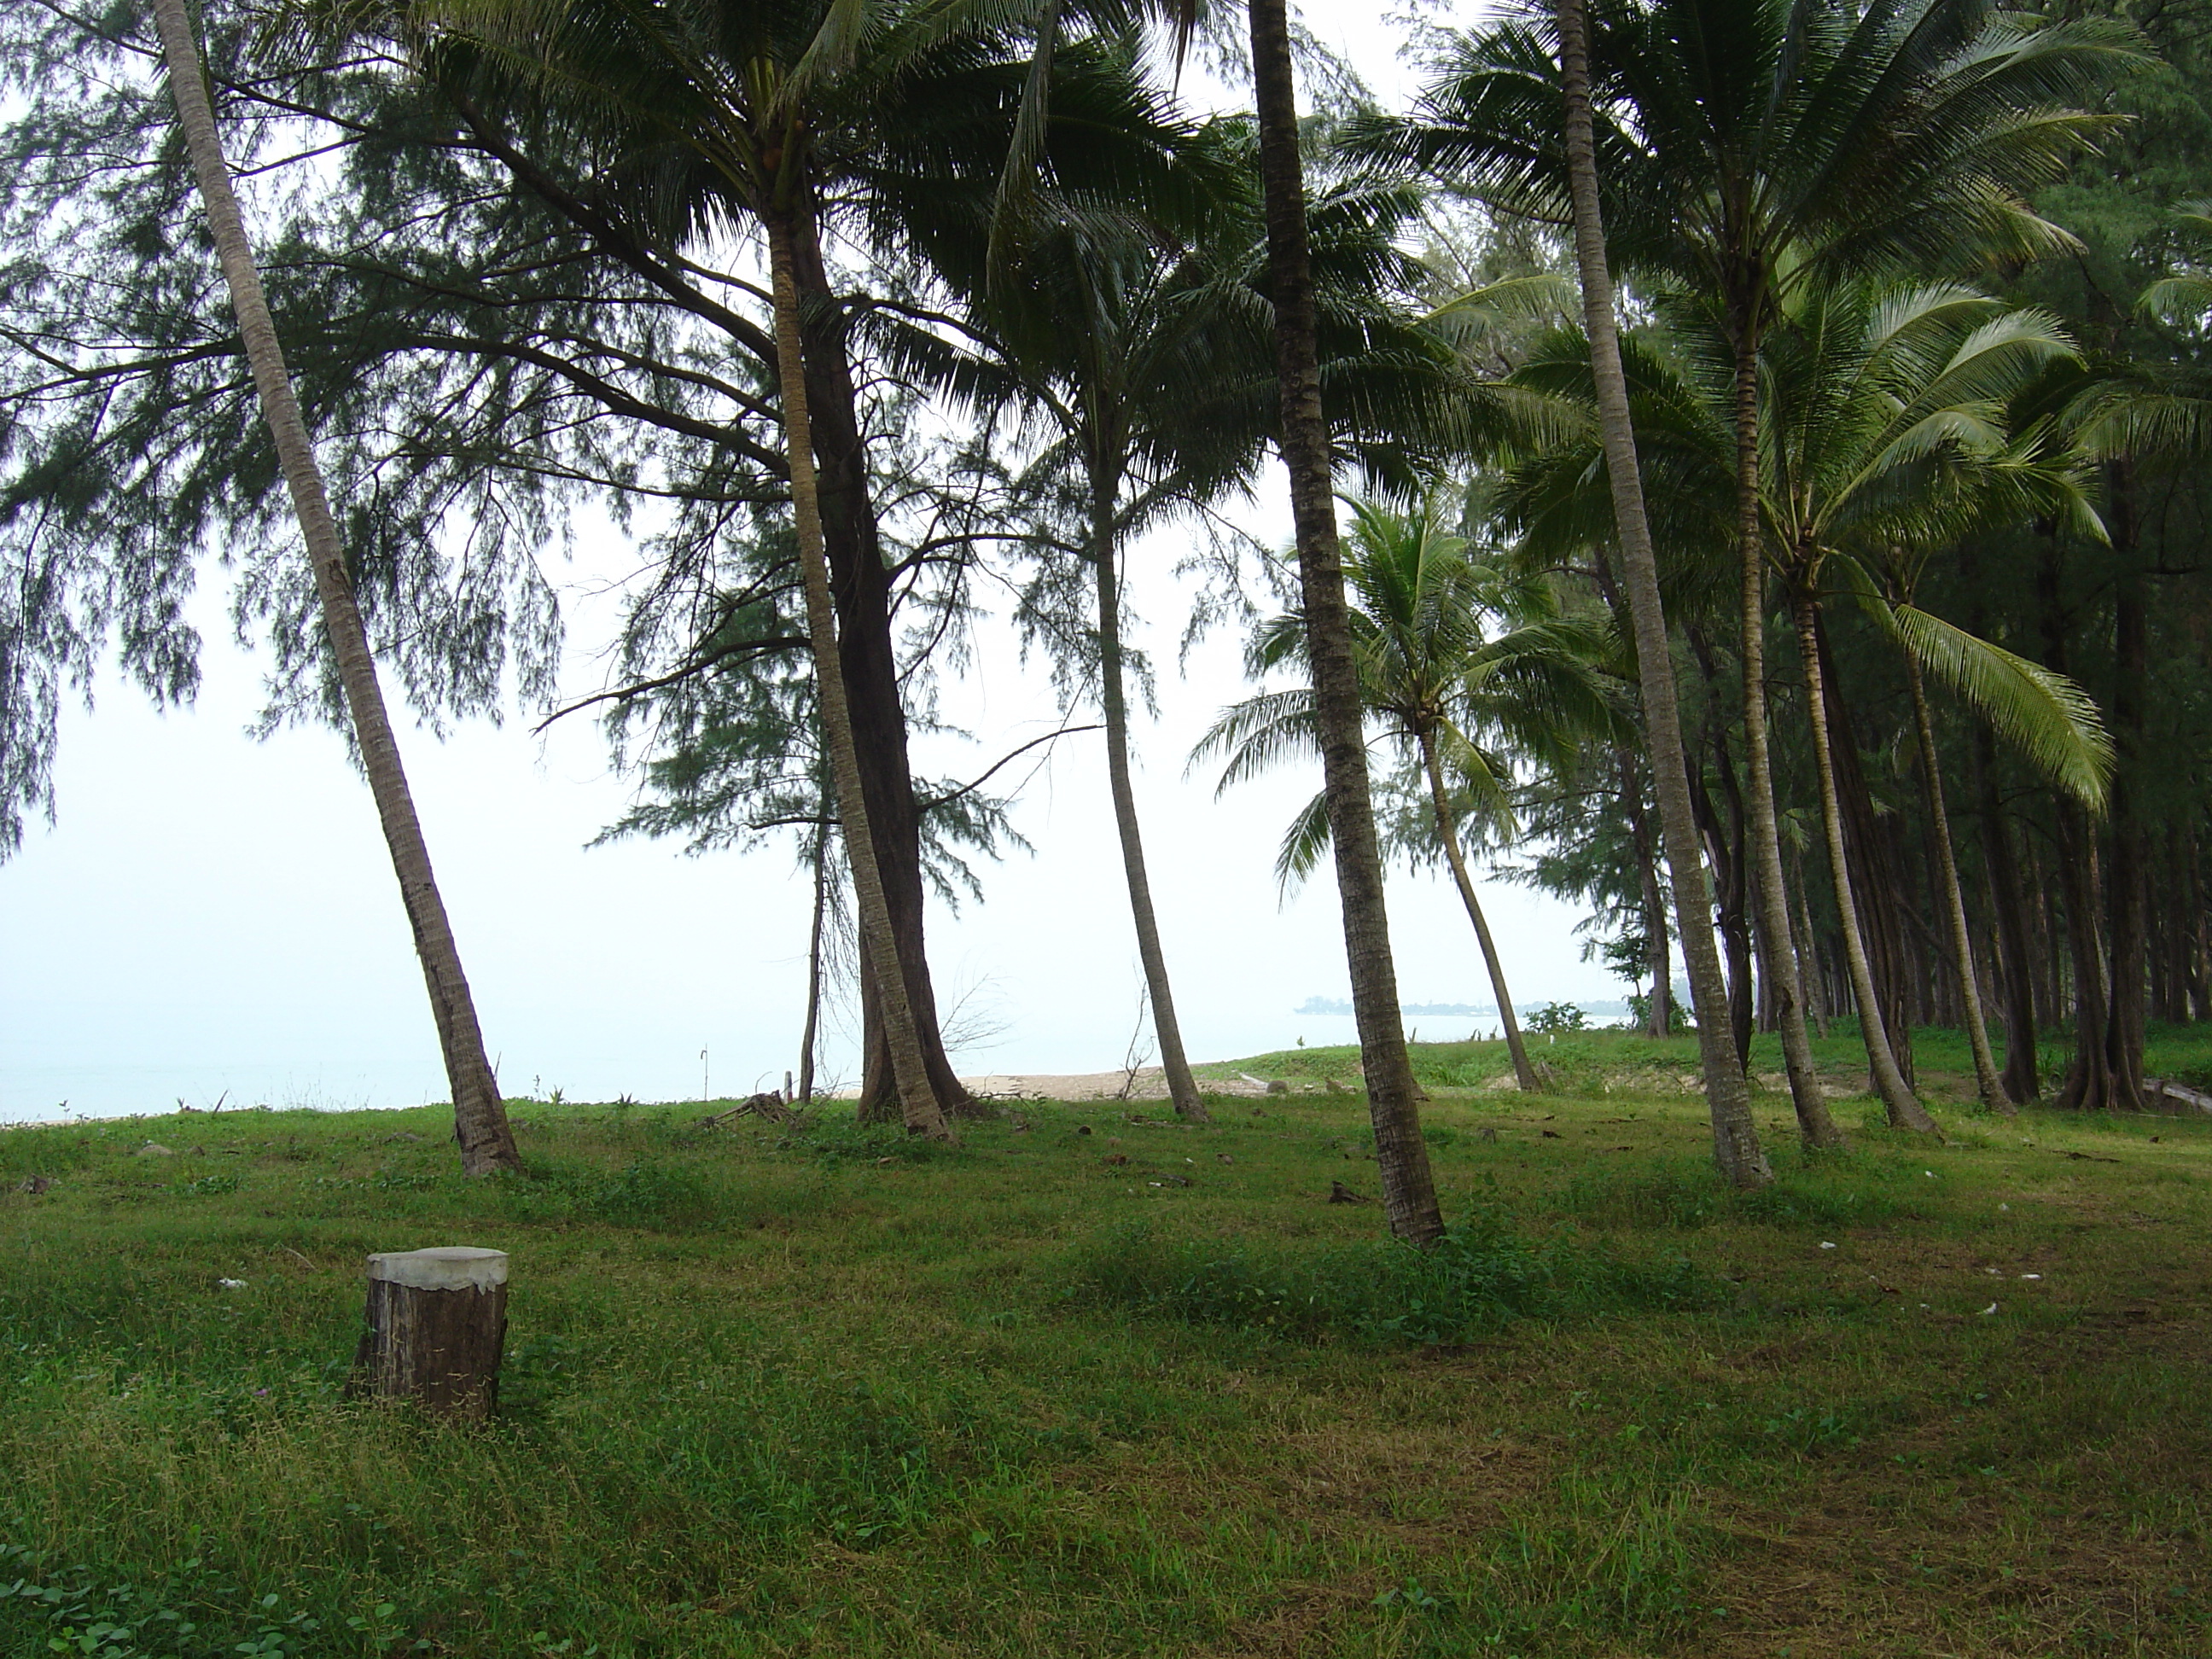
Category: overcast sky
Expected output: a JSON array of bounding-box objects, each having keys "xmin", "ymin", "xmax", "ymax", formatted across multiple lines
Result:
[{"xmin": 0, "ymin": 0, "xmax": 1627, "ymax": 1124}]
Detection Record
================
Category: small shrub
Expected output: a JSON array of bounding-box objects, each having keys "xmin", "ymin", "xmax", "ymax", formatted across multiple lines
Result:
[{"xmin": 1528, "ymin": 1001, "xmax": 1588, "ymax": 1035}]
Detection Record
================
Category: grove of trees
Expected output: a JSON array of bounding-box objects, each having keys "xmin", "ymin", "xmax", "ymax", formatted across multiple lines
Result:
[{"xmin": 3, "ymin": 0, "xmax": 2207, "ymax": 1231}]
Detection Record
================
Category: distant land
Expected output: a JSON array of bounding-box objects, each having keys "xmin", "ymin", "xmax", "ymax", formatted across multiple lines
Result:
[{"xmin": 1295, "ymin": 996, "xmax": 1634, "ymax": 1019}]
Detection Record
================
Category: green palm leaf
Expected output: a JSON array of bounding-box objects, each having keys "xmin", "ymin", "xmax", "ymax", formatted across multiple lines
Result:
[{"xmin": 1890, "ymin": 602, "xmax": 2111, "ymax": 806}]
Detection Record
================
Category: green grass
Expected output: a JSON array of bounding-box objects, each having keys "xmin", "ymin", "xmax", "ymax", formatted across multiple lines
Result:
[{"xmin": 3, "ymin": 1033, "xmax": 2209, "ymax": 1656}]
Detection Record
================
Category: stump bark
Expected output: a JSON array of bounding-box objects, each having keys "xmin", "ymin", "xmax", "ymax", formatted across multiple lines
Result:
[{"xmin": 356, "ymin": 1247, "xmax": 508, "ymax": 1417}]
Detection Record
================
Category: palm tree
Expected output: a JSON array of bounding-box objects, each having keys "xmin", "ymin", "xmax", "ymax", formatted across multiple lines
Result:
[
  {"xmin": 1759, "ymin": 283, "xmax": 2104, "ymax": 1130},
  {"xmin": 152, "ymin": 0, "xmax": 521, "ymax": 1175},
  {"xmin": 976, "ymin": 218, "xmax": 1260, "ymax": 1121},
  {"xmin": 1551, "ymin": 0, "xmax": 1785, "ymax": 1172},
  {"xmin": 1196, "ymin": 497, "xmax": 1621, "ymax": 1097},
  {"xmin": 1389, "ymin": 0, "xmax": 2129, "ymax": 1132},
  {"xmin": 1857, "ymin": 415, "xmax": 2112, "ymax": 1113},
  {"xmin": 1244, "ymin": 0, "xmax": 1441, "ymax": 1244},
  {"xmin": 1506, "ymin": 279, "xmax": 2111, "ymax": 1121}
]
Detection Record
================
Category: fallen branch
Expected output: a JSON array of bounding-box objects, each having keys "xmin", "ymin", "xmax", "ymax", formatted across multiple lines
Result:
[{"xmin": 701, "ymin": 1091, "xmax": 802, "ymax": 1129}]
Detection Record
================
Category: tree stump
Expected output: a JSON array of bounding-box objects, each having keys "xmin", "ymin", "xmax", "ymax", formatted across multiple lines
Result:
[{"xmin": 356, "ymin": 1247, "xmax": 508, "ymax": 1418}]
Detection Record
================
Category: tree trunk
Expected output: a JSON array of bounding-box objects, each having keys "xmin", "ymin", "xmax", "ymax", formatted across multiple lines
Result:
[
  {"xmin": 765, "ymin": 204, "xmax": 949, "ymax": 1143},
  {"xmin": 1902, "ymin": 649, "xmax": 2009, "ymax": 1111},
  {"xmin": 1791, "ymin": 591, "xmax": 1934, "ymax": 1132},
  {"xmin": 1556, "ymin": 0, "xmax": 1770, "ymax": 1184},
  {"xmin": 2034, "ymin": 530, "xmax": 2122, "ymax": 1112},
  {"xmin": 798, "ymin": 824, "xmax": 829, "ymax": 1103},
  {"xmin": 2054, "ymin": 803, "xmax": 2116, "ymax": 1109},
  {"xmin": 2102, "ymin": 459, "xmax": 2148, "ymax": 1109},
  {"xmin": 1422, "ymin": 732, "xmax": 1540, "ymax": 1091},
  {"xmin": 1710, "ymin": 749, "xmax": 1756, "ymax": 1067},
  {"xmin": 1723, "ymin": 319, "xmax": 1838, "ymax": 1149},
  {"xmin": 1249, "ymin": 0, "xmax": 1442, "ymax": 1242},
  {"xmin": 154, "ymin": 0, "xmax": 520, "ymax": 1176},
  {"xmin": 355, "ymin": 1248, "xmax": 508, "ymax": 1419},
  {"xmin": 783, "ymin": 218, "xmax": 975, "ymax": 1123},
  {"xmin": 2181, "ymin": 834, "xmax": 2201, "ymax": 1020},
  {"xmin": 1092, "ymin": 479, "xmax": 1207, "ymax": 1120},
  {"xmin": 1790, "ymin": 846, "xmax": 1831, "ymax": 1039},
  {"xmin": 1975, "ymin": 737, "xmax": 2040, "ymax": 1103},
  {"xmin": 1616, "ymin": 749, "xmax": 1671, "ymax": 1037},
  {"xmin": 1818, "ymin": 621, "xmax": 1917, "ymax": 1087}
]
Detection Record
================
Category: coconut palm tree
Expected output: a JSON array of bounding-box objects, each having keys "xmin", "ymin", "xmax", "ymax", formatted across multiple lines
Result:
[
  {"xmin": 958, "ymin": 212, "xmax": 1265, "ymax": 1122},
  {"xmin": 1196, "ymin": 496, "xmax": 1622, "ymax": 1096},
  {"xmin": 1385, "ymin": 0, "xmax": 2130, "ymax": 1132},
  {"xmin": 1854, "ymin": 414, "xmax": 2112, "ymax": 1113},
  {"xmin": 1758, "ymin": 283, "xmax": 2106, "ymax": 1128},
  {"xmin": 1244, "ymin": 0, "xmax": 1441, "ymax": 1245},
  {"xmin": 1551, "ymin": 0, "xmax": 1784, "ymax": 1173},
  {"xmin": 1503, "ymin": 279, "xmax": 2112, "ymax": 1121},
  {"xmin": 910, "ymin": 114, "xmax": 1473, "ymax": 1122},
  {"xmin": 152, "ymin": 0, "xmax": 521, "ymax": 1175}
]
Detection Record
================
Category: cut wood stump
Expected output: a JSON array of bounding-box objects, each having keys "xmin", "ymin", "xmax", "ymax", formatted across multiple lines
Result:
[{"xmin": 354, "ymin": 1247, "xmax": 508, "ymax": 1418}]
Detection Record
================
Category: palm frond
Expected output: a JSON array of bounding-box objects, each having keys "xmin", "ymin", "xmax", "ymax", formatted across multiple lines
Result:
[
  {"xmin": 1892, "ymin": 602, "xmax": 2111, "ymax": 807},
  {"xmin": 1272, "ymin": 789, "xmax": 1335, "ymax": 895}
]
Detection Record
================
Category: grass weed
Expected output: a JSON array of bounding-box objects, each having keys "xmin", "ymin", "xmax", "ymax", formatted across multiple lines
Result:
[{"xmin": 2, "ymin": 1035, "xmax": 2209, "ymax": 1656}]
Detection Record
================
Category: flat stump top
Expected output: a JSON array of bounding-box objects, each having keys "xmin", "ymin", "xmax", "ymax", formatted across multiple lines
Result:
[{"xmin": 367, "ymin": 1247, "xmax": 508, "ymax": 1291}]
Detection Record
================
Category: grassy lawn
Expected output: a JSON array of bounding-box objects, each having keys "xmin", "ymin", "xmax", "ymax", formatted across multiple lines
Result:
[{"xmin": 3, "ymin": 1028, "xmax": 2209, "ymax": 1656}]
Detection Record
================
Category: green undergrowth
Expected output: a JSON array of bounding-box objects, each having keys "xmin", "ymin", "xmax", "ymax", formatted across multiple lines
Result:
[
  {"xmin": 3, "ymin": 1029, "xmax": 2211, "ymax": 1656},
  {"xmin": 1064, "ymin": 1211, "xmax": 1720, "ymax": 1344}
]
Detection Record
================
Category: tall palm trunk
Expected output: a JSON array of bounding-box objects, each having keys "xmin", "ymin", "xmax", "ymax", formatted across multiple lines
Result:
[
  {"xmin": 154, "ymin": 0, "xmax": 519, "ymax": 1175},
  {"xmin": 1790, "ymin": 592, "xmax": 1935, "ymax": 1131},
  {"xmin": 1555, "ymin": 0, "xmax": 1772, "ymax": 1185},
  {"xmin": 1901, "ymin": 649, "xmax": 2009, "ymax": 1112},
  {"xmin": 1615, "ymin": 749, "xmax": 1671, "ymax": 1036},
  {"xmin": 765, "ymin": 202, "xmax": 949, "ymax": 1143},
  {"xmin": 1973, "ymin": 736, "xmax": 2039, "ymax": 1101},
  {"xmin": 798, "ymin": 823, "xmax": 829, "ymax": 1103},
  {"xmin": 1248, "ymin": 0, "xmax": 1441, "ymax": 1243},
  {"xmin": 2102, "ymin": 462, "xmax": 2148, "ymax": 1109},
  {"xmin": 1790, "ymin": 845, "xmax": 1831, "ymax": 1039},
  {"xmin": 786, "ymin": 218, "xmax": 974, "ymax": 1121},
  {"xmin": 1091, "ymin": 476, "xmax": 1207, "ymax": 1121},
  {"xmin": 1419, "ymin": 733, "xmax": 1540, "ymax": 1091},
  {"xmin": 1724, "ymin": 316, "xmax": 1839, "ymax": 1150}
]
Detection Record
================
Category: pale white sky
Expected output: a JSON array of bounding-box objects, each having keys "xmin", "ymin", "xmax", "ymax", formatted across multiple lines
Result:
[{"xmin": 0, "ymin": 0, "xmax": 1626, "ymax": 1123}]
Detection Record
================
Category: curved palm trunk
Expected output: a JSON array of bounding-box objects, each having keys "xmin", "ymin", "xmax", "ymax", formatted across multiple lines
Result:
[
  {"xmin": 155, "ymin": 0, "xmax": 519, "ymax": 1176},
  {"xmin": 1420, "ymin": 734, "xmax": 1540, "ymax": 1091},
  {"xmin": 1902, "ymin": 649, "xmax": 2009, "ymax": 1112},
  {"xmin": 1726, "ymin": 327, "xmax": 1842, "ymax": 1150},
  {"xmin": 1555, "ymin": 0, "xmax": 1771, "ymax": 1185},
  {"xmin": 766, "ymin": 204, "xmax": 948, "ymax": 1143},
  {"xmin": 1790, "ymin": 592, "xmax": 1934, "ymax": 1132},
  {"xmin": 1249, "ymin": 0, "xmax": 1441, "ymax": 1243},
  {"xmin": 1091, "ymin": 484, "xmax": 1207, "ymax": 1121}
]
